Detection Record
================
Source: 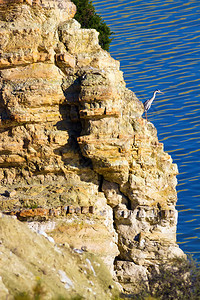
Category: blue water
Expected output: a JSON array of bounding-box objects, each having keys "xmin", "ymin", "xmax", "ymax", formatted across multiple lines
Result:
[{"xmin": 92, "ymin": 0, "xmax": 200, "ymax": 259}]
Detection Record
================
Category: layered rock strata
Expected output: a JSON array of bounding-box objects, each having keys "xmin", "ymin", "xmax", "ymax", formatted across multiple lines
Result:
[{"xmin": 0, "ymin": 0, "xmax": 184, "ymax": 295}]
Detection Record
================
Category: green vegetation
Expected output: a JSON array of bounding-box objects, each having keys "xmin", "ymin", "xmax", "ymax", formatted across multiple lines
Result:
[
  {"xmin": 148, "ymin": 256, "xmax": 200, "ymax": 300},
  {"xmin": 13, "ymin": 255, "xmax": 200, "ymax": 299},
  {"xmin": 72, "ymin": 0, "xmax": 113, "ymax": 51},
  {"xmin": 14, "ymin": 279, "xmax": 46, "ymax": 300},
  {"xmin": 124, "ymin": 256, "xmax": 200, "ymax": 300}
]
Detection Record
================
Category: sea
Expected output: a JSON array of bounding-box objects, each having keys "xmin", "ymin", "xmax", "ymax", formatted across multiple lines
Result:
[{"xmin": 92, "ymin": 0, "xmax": 200, "ymax": 260}]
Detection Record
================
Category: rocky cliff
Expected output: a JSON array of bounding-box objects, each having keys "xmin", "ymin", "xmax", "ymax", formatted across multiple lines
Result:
[{"xmin": 0, "ymin": 0, "xmax": 184, "ymax": 298}]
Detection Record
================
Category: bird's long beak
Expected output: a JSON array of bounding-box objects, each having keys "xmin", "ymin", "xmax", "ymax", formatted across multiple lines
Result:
[{"xmin": 160, "ymin": 91, "xmax": 164, "ymax": 94}]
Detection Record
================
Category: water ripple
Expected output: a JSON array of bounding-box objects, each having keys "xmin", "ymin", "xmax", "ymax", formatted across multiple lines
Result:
[{"xmin": 93, "ymin": 0, "xmax": 200, "ymax": 260}]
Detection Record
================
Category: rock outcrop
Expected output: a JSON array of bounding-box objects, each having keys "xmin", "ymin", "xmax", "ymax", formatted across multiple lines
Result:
[
  {"xmin": 0, "ymin": 213, "xmax": 119, "ymax": 299},
  {"xmin": 0, "ymin": 0, "xmax": 184, "ymax": 297}
]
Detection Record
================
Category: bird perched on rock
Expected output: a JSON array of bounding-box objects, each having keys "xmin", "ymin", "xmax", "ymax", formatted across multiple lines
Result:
[{"xmin": 143, "ymin": 89, "xmax": 164, "ymax": 120}]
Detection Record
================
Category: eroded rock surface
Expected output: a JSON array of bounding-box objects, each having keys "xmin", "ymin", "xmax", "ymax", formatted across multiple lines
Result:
[
  {"xmin": 0, "ymin": 0, "xmax": 184, "ymax": 295},
  {"xmin": 0, "ymin": 214, "xmax": 118, "ymax": 300}
]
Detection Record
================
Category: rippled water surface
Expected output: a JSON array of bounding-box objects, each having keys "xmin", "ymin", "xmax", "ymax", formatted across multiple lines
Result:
[{"xmin": 92, "ymin": 0, "xmax": 200, "ymax": 259}]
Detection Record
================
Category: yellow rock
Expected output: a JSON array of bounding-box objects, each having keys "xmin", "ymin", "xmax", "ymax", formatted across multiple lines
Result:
[{"xmin": 0, "ymin": 0, "xmax": 184, "ymax": 296}]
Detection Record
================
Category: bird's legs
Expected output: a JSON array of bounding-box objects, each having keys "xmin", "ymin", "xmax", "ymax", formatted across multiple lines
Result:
[{"xmin": 145, "ymin": 111, "xmax": 148, "ymax": 121}]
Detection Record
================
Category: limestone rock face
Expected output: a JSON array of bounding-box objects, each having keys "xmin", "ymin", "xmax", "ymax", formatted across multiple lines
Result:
[{"xmin": 0, "ymin": 0, "xmax": 184, "ymax": 295}]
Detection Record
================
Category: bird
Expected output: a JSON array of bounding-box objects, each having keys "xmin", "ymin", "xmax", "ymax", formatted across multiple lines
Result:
[{"xmin": 143, "ymin": 89, "xmax": 164, "ymax": 121}]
